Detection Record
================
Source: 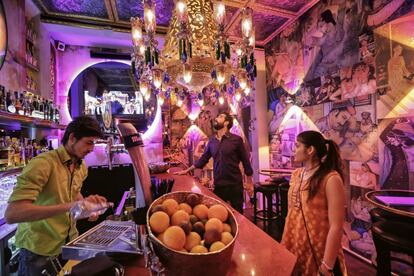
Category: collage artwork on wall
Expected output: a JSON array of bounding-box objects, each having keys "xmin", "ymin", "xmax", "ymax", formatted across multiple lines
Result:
[{"xmin": 265, "ymin": 0, "xmax": 414, "ymax": 265}]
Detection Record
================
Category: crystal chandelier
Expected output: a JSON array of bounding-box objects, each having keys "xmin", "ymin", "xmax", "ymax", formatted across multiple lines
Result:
[{"xmin": 130, "ymin": 0, "xmax": 257, "ymax": 107}]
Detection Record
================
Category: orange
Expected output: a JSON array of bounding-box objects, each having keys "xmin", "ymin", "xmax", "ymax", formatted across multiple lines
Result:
[
  {"xmin": 205, "ymin": 218, "xmax": 223, "ymax": 233},
  {"xmin": 178, "ymin": 203, "xmax": 193, "ymax": 215},
  {"xmin": 207, "ymin": 204, "xmax": 228, "ymax": 222},
  {"xmin": 193, "ymin": 204, "xmax": 209, "ymax": 220},
  {"xmin": 162, "ymin": 199, "xmax": 179, "ymax": 216},
  {"xmin": 209, "ymin": 241, "xmax": 226, "ymax": 252},
  {"xmin": 190, "ymin": 245, "xmax": 208, "ymax": 254},
  {"xmin": 149, "ymin": 211, "xmax": 170, "ymax": 234},
  {"xmin": 223, "ymin": 223, "xmax": 232, "ymax": 233},
  {"xmin": 163, "ymin": 226, "xmax": 186, "ymax": 251},
  {"xmin": 221, "ymin": 232, "xmax": 233, "ymax": 245},
  {"xmin": 171, "ymin": 210, "xmax": 190, "ymax": 226},
  {"xmin": 184, "ymin": 232, "xmax": 201, "ymax": 251}
]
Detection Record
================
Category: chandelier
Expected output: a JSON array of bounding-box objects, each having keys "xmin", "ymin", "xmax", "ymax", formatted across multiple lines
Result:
[{"xmin": 130, "ymin": 0, "xmax": 257, "ymax": 107}]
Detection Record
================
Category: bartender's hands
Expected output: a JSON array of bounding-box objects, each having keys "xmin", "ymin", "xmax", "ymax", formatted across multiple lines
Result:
[{"xmin": 84, "ymin": 195, "xmax": 107, "ymax": 221}]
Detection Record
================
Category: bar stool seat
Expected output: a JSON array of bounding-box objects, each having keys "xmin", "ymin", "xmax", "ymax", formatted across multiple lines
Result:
[
  {"xmin": 253, "ymin": 183, "xmax": 279, "ymax": 224},
  {"xmin": 370, "ymin": 208, "xmax": 414, "ymax": 224},
  {"xmin": 372, "ymin": 220, "xmax": 414, "ymax": 275}
]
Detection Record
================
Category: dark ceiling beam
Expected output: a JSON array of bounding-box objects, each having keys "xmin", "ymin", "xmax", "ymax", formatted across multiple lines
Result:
[{"xmin": 39, "ymin": 14, "xmax": 168, "ymax": 35}]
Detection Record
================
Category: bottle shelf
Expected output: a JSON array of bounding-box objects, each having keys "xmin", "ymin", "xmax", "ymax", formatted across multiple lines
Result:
[{"xmin": 0, "ymin": 110, "xmax": 65, "ymax": 130}]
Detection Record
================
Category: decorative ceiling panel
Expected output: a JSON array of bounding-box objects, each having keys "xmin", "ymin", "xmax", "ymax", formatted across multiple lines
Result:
[
  {"xmin": 33, "ymin": 0, "xmax": 319, "ymax": 46},
  {"xmin": 252, "ymin": 12, "xmax": 287, "ymax": 41},
  {"xmin": 40, "ymin": 0, "xmax": 109, "ymax": 18},
  {"xmin": 223, "ymin": 5, "xmax": 239, "ymax": 27},
  {"xmin": 255, "ymin": 0, "xmax": 309, "ymax": 13},
  {"xmin": 228, "ymin": 12, "xmax": 287, "ymax": 42},
  {"xmin": 116, "ymin": 0, "xmax": 174, "ymax": 26}
]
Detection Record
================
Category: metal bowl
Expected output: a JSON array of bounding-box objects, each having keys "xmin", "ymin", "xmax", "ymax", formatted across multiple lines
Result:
[{"xmin": 146, "ymin": 191, "xmax": 239, "ymax": 276}]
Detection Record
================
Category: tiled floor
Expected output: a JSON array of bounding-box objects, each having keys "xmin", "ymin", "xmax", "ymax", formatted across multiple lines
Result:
[{"xmin": 243, "ymin": 206, "xmax": 377, "ymax": 275}]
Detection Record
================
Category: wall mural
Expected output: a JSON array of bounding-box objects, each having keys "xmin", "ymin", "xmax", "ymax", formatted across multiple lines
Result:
[{"xmin": 265, "ymin": 0, "xmax": 414, "ymax": 268}]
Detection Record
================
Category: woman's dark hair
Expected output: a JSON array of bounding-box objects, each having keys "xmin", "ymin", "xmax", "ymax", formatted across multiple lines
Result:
[
  {"xmin": 61, "ymin": 116, "xmax": 103, "ymax": 145},
  {"xmin": 297, "ymin": 130, "xmax": 344, "ymax": 201}
]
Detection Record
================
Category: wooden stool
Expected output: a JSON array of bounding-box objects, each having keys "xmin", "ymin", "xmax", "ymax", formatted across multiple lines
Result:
[
  {"xmin": 253, "ymin": 183, "xmax": 279, "ymax": 225},
  {"xmin": 372, "ymin": 221, "xmax": 414, "ymax": 275}
]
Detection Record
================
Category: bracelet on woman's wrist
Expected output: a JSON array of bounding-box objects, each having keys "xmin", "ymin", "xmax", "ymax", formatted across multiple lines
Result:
[{"xmin": 321, "ymin": 260, "xmax": 333, "ymax": 272}]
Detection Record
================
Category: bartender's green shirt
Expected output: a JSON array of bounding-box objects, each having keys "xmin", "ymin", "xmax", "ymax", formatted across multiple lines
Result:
[{"xmin": 8, "ymin": 145, "xmax": 88, "ymax": 256}]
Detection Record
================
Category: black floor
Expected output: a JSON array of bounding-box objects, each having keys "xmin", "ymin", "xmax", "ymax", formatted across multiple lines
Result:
[{"xmin": 243, "ymin": 206, "xmax": 377, "ymax": 275}]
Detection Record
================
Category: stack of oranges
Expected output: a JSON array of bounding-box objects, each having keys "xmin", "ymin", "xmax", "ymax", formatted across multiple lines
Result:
[{"xmin": 148, "ymin": 193, "xmax": 235, "ymax": 253}]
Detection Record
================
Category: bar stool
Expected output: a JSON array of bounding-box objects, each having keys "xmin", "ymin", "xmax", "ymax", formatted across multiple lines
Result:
[
  {"xmin": 371, "ymin": 220, "xmax": 414, "ymax": 275},
  {"xmin": 253, "ymin": 182, "xmax": 279, "ymax": 226}
]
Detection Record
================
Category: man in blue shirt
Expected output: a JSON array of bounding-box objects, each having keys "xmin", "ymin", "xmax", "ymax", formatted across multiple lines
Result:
[{"xmin": 175, "ymin": 112, "xmax": 253, "ymax": 213}]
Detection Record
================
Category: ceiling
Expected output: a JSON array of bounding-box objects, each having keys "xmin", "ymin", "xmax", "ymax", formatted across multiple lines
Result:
[{"xmin": 33, "ymin": 0, "xmax": 319, "ymax": 47}]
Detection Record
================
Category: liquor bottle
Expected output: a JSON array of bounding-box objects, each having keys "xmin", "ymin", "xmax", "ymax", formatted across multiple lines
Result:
[
  {"xmin": 0, "ymin": 85, "xmax": 5, "ymax": 110},
  {"xmin": 38, "ymin": 97, "xmax": 44, "ymax": 119},
  {"xmin": 48, "ymin": 140, "xmax": 54, "ymax": 151},
  {"xmin": 18, "ymin": 139, "xmax": 26, "ymax": 166},
  {"xmin": 0, "ymin": 137, "xmax": 8, "ymax": 169},
  {"xmin": 44, "ymin": 100, "xmax": 50, "ymax": 121},
  {"xmin": 54, "ymin": 106, "xmax": 60, "ymax": 123},
  {"xmin": 6, "ymin": 91, "xmax": 14, "ymax": 113},
  {"xmin": 6, "ymin": 136, "xmax": 15, "ymax": 167},
  {"xmin": 11, "ymin": 138, "xmax": 20, "ymax": 166},
  {"xmin": 14, "ymin": 92, "xmax": 22, "ymax": 115},
  {"xmin": 24, "ymin": 138, "xmax": 33, "ymax": 162},
  {"xmin": 48, "ymin": 100, "xmax": 54, "ymax": 122}
]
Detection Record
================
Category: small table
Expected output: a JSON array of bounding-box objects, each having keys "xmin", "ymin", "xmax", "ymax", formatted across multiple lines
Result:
[{"xmin": 365, "ymin": 190, "xmax": 414, "ymax": 219}]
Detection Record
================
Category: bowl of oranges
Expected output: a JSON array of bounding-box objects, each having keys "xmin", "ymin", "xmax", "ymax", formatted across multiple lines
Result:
[{"xmin": 146, "ymin": 191, "xmax": 239, "ymax": 275}]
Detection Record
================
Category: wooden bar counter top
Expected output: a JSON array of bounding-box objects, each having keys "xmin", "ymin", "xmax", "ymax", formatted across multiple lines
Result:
[{"xmin": 61, "ymin": 170, "xmax": 297, "ymax": 276}]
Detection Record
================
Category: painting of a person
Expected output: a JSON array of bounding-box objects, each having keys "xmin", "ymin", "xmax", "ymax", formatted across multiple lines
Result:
[
  {"xmin": 387, "ymin": 44, "xmax": 414, "ymax": 101},
  {"xmin": 380, "ymin": 119, "xmax": 414, "ymax": 190},
  {"xmin": 269, "ymin": 94, "xmax": 294, "ymax": 135},
  {"xmin": 352, "ymin": 163, "xmax": 377, "ymax": 189}
]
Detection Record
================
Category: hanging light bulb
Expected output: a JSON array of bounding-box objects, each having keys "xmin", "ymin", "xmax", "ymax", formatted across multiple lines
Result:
[
  {"xmin": 218, "ymin": 96, "xmax": 225, "ymax": 105},
  {"xmin": 244, "ymin": 84, "xmax": 251, "ymax": 95},
  {"xmin": 235, "ymin": 93, "xmax": 241, "ymax": 102},
  {"xmin": 158, "ymin": 95, "xmax": 165, "ymax": 105},
  {"xmin": 213, "ymin": 1, "xmax": 226, "ymax": 26},
  {"xmin": 177, "ymin": 98, "xmax": 183, "ymax": 107},
  {"xmin": 144, "ymin": 1, "xmax": 156, "ymax": 34},
  {"xmin": 139, "ymin": 44, "xmax": 146, "ymax": 55},
  {"xmin": 183, "ymin": 63, "xmax": 192, "ymax": 84},
  {"xmin": 216, "ymin": 64, "xmax": 226, "ymax": 85},
  {"xmin": 241, "ymin": 8, "xmax": 253, "ymax": 39},
  {"xmin": 176, "ymin": 0, "xmax": 188, "ymax": 22},
  {"xmin": 131, "ymin": 17, "xmax": 143, "ymax": 47},
  {"xmin": 248, "ymin": 30, "xmax": 255, "ymax": 48},
  {"xmin": 140, "ymin": 82, "xmax": 149, "ymax": 96},
  {"xmin": 235, "ymin": 41, "xmax": 243, "ymax": 57},
  {"xmin": 152, "ymin": 68, "xmax": 163, "ymax": 89},
  {"xmin": 144, "ymin": 93, "xmax": 151, "ymax": 102},
  {"xmin": 238, "ymin": 70, "xmax": 248, "ymax": 90}
]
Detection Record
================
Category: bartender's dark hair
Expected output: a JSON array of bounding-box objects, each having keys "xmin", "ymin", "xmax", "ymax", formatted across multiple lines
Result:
[
  {"xmin": 297, "ymin": 130, "xmax": 344, "ymax": 201},
  {"xmin": 221, "ymin": 112, "xmax": 234, "ymax": 129},
  {"xmin": 62, "ymin": 116, "xmax": 103, "ymax": 145}
]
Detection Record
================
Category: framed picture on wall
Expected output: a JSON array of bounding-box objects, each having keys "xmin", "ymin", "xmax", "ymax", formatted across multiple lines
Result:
[{"xmin": 0, "ymin": 0, "xmax": 8, "ymax": 70}]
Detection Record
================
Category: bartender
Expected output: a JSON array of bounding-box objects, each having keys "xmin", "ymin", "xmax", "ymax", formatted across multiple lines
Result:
[
  {"xmin": 175, "ymin": 112, "xmax": 253, "ymax": 214},
  {"xmin": 5, "ymin": 116, "xmax": 107, "ymax": 276}
]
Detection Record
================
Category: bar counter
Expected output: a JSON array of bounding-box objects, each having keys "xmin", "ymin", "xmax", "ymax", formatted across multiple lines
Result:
[{"xmin": 62, "ymin": 169, "xmax": 297, "ymax": 275}]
